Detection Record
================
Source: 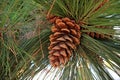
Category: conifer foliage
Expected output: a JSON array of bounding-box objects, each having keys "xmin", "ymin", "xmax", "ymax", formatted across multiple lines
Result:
[{"xmin": 0, "ymin": 0, "xmax": 120, "ymax": 80}]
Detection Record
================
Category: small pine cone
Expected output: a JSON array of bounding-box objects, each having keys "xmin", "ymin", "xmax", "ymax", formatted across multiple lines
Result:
[
  {"xmin": 48, "ymin": 17, "xmax": 81, "ymax": 67},
  {"xmin": 92, "ymin": 53, "xmax": 103, "ymax": 64},
  {"xmin": 86, "ymin": 32, "xmax": 105, "ymax": 39},
  {"xmin": 96, "ymin": 55, "xmax": 103, "ymax": 64},
  {"xmin": 87, "ymin": 52, "xmax": 104, "ymax": 64},
  {"xmin": 85, "ymin": 26, "xmax": 111, "ymax": 39}
]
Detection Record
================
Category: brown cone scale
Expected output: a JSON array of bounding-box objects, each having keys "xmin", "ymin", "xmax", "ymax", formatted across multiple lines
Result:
[{"xmin": 48, "ymin": 17, "xmax": 81, "ymax": 67}]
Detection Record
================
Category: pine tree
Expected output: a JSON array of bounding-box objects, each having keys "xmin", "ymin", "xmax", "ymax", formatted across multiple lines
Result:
[{"xmin": 0, "ymin": 0, "xmax": 120, "ymax": 80}]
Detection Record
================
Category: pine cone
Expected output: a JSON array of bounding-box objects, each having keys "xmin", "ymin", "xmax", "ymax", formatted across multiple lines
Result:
[
  {"xmin": 85, "ymin": 26, "xmax": 111, "ymax": 39},
  {"xmin": 48, "ymin": 17, "xmax": 81, "ymax": 67},
  {"xmin": 92, "ymin": 53, "xmax": 103, "ymax": 64},
  {"xmin": 86, "ymin": 32, "xmax": 105, "ymax": 38}
]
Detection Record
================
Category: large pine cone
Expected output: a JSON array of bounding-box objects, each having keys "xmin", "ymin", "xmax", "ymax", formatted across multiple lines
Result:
[{"xmin": 48, "ymin": 17, "xmax": 81, "ymax": 67}]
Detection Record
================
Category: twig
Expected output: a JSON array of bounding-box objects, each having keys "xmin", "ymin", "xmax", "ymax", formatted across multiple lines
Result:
[
  {"xmin": 47, "ymin": 0, "xmax": 56, "ymax": 17},
  {"xmin": 93, "ymin": 0, "xmax": 109, "ymax": 12}
]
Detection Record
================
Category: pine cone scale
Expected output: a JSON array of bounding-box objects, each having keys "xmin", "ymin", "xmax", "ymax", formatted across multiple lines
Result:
[
  {"xmin": 63, "ymin": 35, "xmax": 73, "ymax": 42},
  {"xmin": 60, "ymin": 49, "xmax": 67, "ymax": 57}
]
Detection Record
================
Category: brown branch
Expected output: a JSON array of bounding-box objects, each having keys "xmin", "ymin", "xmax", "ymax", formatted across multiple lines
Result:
[
  {"xmin": 47, "ymin": 0, "xmax": 56, "ymax": 17},
  {"xmin": 93, "ymin": 0, "xmax": 109, "ymax": 12}
]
